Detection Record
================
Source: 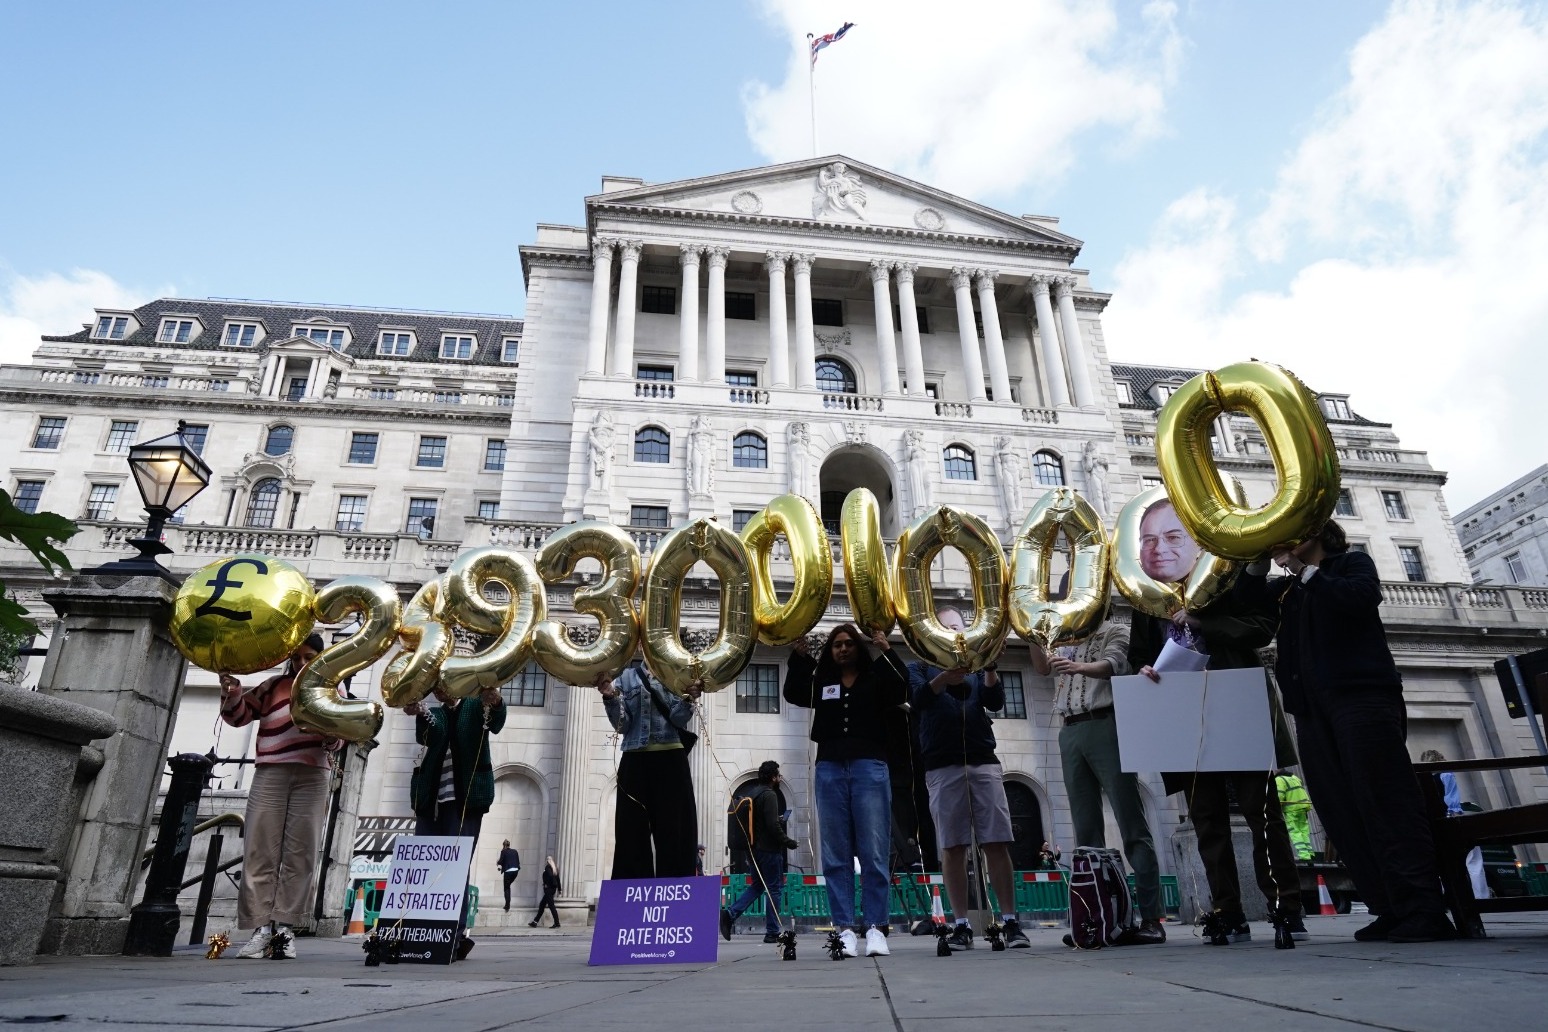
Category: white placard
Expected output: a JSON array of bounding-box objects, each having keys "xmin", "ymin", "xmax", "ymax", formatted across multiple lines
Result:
[
  {"xmin": 1112, "ymin": 668, "xmax": 1275, "ymax": 773},
  {"xmin": 1153, "ymin": 639, "xmax": 1209, "ymax": 673},
  {"xmin": 377, "ymin": 836, "xmax": 474, "ymax": 922}
]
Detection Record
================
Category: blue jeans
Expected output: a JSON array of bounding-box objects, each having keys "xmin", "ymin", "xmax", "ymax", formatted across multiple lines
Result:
[
  {"xmin": 815, "ymin": 758, "xmax": 892, "ymax": 929},
  {"xmin": 728, "ymin": 849, "xmax": 787, "ymax": 935}
]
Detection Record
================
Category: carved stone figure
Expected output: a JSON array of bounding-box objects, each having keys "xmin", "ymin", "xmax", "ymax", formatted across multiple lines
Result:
[
  {"xmin": 993, "ymin": 436, "xmax": 1025, "ymax": 526},
  {"xmin": 587, "ymin": 412, "xmax": 615, "ymax": 493},
  {"xmin": 844, "ymin": 421, "xmax": 868, "ymax": 446},
  {"xmin": 787, "ymin": 422, "xmax": 813, "ymax": 500},
  {"xmin": 813, "ymin": 162, "xmax": 868, "ymax": 222},
  {"xmin": 1082, "ymin": 439, "xmax": 1111, "ymax": 518},
  {"xmin": 688, "ymin": 415, "xmax": 715, "ymax": 498},
  {"xmin": 905, "ymin": 430, "xmax": 932, "ymax": 514}
]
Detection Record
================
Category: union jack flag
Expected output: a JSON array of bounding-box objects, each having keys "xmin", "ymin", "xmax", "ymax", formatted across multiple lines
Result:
[{"xmin": 809, "ymin": 22, "xmax": 854, "ymax": 66}]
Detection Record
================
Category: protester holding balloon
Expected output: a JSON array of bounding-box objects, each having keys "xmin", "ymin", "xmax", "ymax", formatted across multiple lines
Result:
[
  {"xmin": 1235, "ymin": 520, "xmax": 1456, "ymax": 942},
  {"xmin": 785, "ymin": 623, "xmax": 909, "ymax": 958},
  {"xmin": 597, "ymin": 659, "xmax": 703, "ymax": 879},
  {"xmin": 218, "ymin": 633, "xmax": 335, "ymax": 959},
  {"xmin": 1128, "ymin": 497, "xmax": 1306, "ymax": 946}
]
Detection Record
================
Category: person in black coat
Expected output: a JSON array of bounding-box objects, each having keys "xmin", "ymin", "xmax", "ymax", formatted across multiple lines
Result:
[
  {"xmin": 1235, "ymin": 519, "xmax": 1454, "ymax": 942},
  {"xmin": 497, "ymin": 840, "xmax": 521, "ymax": 912},
  {"xmin": 785, "ymin": 623, "xmax": 909, "ymax": 958},
  {"xmin": 530, "ymin": 856, "xmax": 561, "ymax": 928}
]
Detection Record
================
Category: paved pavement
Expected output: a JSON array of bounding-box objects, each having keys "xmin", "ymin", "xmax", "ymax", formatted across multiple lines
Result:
[{"xmin": 1, "ymin": 913, "xmax": 1544, "ymax": 1031}]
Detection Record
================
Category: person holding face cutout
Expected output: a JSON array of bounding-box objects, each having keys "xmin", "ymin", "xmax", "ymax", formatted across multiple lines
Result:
[{"xmin": 1128, "ymin": 499, "xmax": 1307, "ymax": 946}]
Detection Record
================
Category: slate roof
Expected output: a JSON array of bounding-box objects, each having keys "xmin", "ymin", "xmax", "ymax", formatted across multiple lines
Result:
[
  {"xmin": 1110, "ymin": 362, "xmax": 1386, "ymax": 426},
  {"xmin": 45, "ymin": 297, "xmax": 523, "ymax": 366}
]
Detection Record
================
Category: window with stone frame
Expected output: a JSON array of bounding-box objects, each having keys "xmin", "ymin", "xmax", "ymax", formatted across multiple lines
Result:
[
  {"xmin": 94, "ymin": 315, "xmax": 128, "ymax": 339},
  {"xmin": 263, "ymin": 425, "xmax": 294, "ymax": 457},
  {"xmin": 1335, "ymin": 488, "xmax": 1357, "ymax": 517},
  {"xmin": 1505, "ymin": 552, "xmax": 1527, "ymax": 584},
  {"xmin": 484, "ymin": 439, "xmax": 507, "ymax": 472},
  {"xmin": 348, "ymin": 432, "xmax": 378, "ymax": 465},
  {"xmin": 294, "ymin": 326, "xmax": 346, "ymax": 349},
  {"xmin": 630, "ymin": 505, "xmax": 669, "ymax": 528},
  {"xmin": 725, "ymin": 291, "xmax": 756, "ymax": 320},
  {"xmin": 245, "ymin": 479, "xmax": 280, "ymax": 528},
  {"xmin": 735, "ymin": 664, "xmax": 780, "ymax": 714},
  {"xmin": 478, "ymin": 500, "xmax": 500, "ymax": 520},
  {"xmin": 501, "ymin": 336, "xmax": 520, "ymax": 363},
  {"xmin": 223, "ymin": 322, "xmax": 258, "ymax": 347},
  {"xmin": 405, "ymin": 497, "xmax": 438, "ymax": 538},
  {"xmin": 105, "ymin": 420, "xmax": 138, "ymax": 453},
  {"xmin": 634, "ymin": 426, "xmax": 670, "ymax": 463},
  {"xmin": 500, "ymin": 664, "xmax": 547, "ymax": 707},
  {"xmin": 1397, "ymin": 544, "xmax": 1427, "ymax": 582},
  {"xmin": 812, "ymin": 298, "xmax": 844, "ymax": 326},
  {"xmin": 642, "ymin": 285, "xmax": 677, "ymax": 315},
  {"xmin": 732, "ymin": 431, "xmax": 768, "ymax": 469},
  {"xmin": 440, "ymin": 334, "xmax": 475, "ymax": 360},
  {"xmin": 12, "ymin": 480, "xmax": 45, "ymax": 515},
  {"xmin": 815, "ymin": 356, "xmax": 856, "ymax": 393},
  {"xmin": 1033, "ymin": 450, "xmax": 1064, "ymax": 486},
  {"xmin": 731, "ymin": 509, "xmax": 758, "ymax": 533},
  {"xmin": 636, "ymin": 364, "xmax": 675, "ymax": 382},
  {"xmin": 1381, "ymin": 490, "xmax": 1409, "ymax": 520},
  {"xmin": 158, "ymin": 318, "xmax": 196, "ymax": 343},
  {"xmin": 378, "ymin": 331, "xmax": 413, "ymax": 356},
  {"xmin": 84, "ymin": 483, "xmax": 119, "ymax": 521},
  {"xmin": 944, "ymin": 444, "xmax": 977, "ymax": 481},
  {"xmin": 990, "ymin": 670, "xmax": 1027, "ymax": 719},
  {"xmin": 416, "ymin": 435, "xmax": 447, "ymax": 468},
  {"xmin": 335, "ymin": 495, "xmax": 368, "ymax": 533},
  {"xmin": 32, "ymin": 416, "xmax": 66, "ymax": 449}
]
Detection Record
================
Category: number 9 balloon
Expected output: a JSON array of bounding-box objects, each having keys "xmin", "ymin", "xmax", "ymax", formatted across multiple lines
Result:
[
  {"xmin": 1156, "ymin": 361, "xmax": 1340, "ymax": 560},
  {"xmin": 438, "ymin": 546, "xmax": 547, "ymax": 698},
  {"xmin": 1008, "ymin": 488, "xmax": 1110, "ymax": 650}
]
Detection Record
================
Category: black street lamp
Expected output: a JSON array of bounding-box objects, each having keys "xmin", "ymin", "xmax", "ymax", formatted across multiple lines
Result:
[{"xmin": 92, "ymin": 420, "xmax": 213, "ymax": 581}]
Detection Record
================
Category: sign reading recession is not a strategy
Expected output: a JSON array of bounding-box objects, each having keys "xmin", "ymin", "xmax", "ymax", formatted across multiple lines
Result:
[
  {"xmin": 374, "ymin": 836, "xmax": 475, "ymax": 965},
  {"xmin": 588, "ymin": 876, "xmax": 721, "ymax": 966}
]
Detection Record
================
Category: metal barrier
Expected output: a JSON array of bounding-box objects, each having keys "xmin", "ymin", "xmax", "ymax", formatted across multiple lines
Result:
[{"xmin": 721, "ymin": 870, "xmax": 1182, "ymax": 925}]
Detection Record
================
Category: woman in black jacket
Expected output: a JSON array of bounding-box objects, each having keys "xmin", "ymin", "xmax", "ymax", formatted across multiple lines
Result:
[
  {"xmin": 529, "ymin": 856, "xmax": 560, "ymax": 928},
  {"xmin": 784, "ymin": 623, "xmax": 908, "ymax": 958}
]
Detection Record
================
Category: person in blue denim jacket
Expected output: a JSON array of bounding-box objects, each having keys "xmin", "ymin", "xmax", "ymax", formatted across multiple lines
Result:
[
  {"xmin": 596, "ymin": 659, "xmax": 703, "ymax": 879},
  {"xmin": 784, "ymin": 623, "xmax": 908, "ymax": 958}
]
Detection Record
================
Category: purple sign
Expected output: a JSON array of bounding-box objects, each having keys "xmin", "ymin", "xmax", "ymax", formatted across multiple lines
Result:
[{"xmin": 588, "ymin": 876, "xmax": 721, "ymax": 965}]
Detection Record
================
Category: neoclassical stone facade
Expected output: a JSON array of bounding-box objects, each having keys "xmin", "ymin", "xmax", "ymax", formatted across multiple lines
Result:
[{"xmin": 3, "ymin": 156, "xmax": 1544, "ymax": 929}]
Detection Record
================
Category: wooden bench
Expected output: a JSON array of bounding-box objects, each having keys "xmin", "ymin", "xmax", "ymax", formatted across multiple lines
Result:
[{"xmin": 1413, "ymin": 754, "xmax": 1548, "ymax": 938}]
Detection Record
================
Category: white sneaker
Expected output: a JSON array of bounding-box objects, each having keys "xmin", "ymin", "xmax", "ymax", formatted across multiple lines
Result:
[
  {"xmin": 272, "ymin": 926, "xmax": 297, "ymax": 959},
  {"xmin": 839, "ymin": 928, "xmax": 859, "ymax": 958},
  {"xmin": 237, "ymin": 927, "xmax": 272, "ymax": 959},
  {"xmin": 865, "ymin": 926, "xmax": 890, "ymax": 957}
]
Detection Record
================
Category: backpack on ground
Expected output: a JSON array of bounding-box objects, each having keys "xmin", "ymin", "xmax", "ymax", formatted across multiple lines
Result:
[{"xmin": 1067, "ymin": 846, "xmax": 1138, "ymax": 949}]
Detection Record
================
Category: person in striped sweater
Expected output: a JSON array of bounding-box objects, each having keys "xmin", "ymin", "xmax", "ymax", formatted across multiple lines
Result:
[{"xmin": 218, "ymin": 633, "xmax": 339, "ymax": 959}]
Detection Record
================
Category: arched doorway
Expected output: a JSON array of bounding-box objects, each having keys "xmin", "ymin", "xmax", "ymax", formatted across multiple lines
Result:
[
  {"xmin": 473, "ymin": 770, "xmax": 546, "ymax": 912},
  {"xmin": 1004, "ymin": 781, "xmax": 1046, "ymax": 871},
  {"xmin": 818, "ymin": 447, "xmax": 899, "ymax": 537}
]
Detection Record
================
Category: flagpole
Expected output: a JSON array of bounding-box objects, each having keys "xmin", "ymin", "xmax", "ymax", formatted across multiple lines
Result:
[{"xmin": 806, "ymin": 34, "xmax": 818, "ymax": 157}]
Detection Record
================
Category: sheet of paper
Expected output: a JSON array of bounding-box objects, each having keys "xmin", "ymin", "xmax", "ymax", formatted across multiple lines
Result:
[
  {"xmin": 1112, "ymin": 668, "xmax": 1275, "ymax": 773},
  {"xmin": 1153, "ymin": 638, "xmax": 1209, "ymax": 673}
]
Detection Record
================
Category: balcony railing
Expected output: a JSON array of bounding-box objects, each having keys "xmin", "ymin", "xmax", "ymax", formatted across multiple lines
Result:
[
  {"xmin": 1021, "ymin": 407, "xmax": 1059, "ymax": 424},
  {"xmin": 822, "ymin": 392, "xmax": 884, "ymax": 412}
]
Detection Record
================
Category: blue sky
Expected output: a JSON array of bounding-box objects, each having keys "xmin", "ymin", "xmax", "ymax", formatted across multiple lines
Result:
[{"xmin": 3, "ymin": 1, "xmax": 1545, "ymax": 509}]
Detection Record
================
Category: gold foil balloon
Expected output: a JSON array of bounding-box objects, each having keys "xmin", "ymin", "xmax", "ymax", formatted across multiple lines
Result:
[
  {"xmin": 290, "ymin": 576, "xmax": 397, "ymax": 742},
  {"xmin": 170, "ymin": 554, "xmax": 316, "ymax": 675},
  {"xmin": 840, "ymin": 488, "xmax": 895, "ymax": 634},
  {"xmin": 641, "ymin": 517, "xmax": 756, "ymax": 695},
  {"xmin": 1009, "ymin": 488, "xmax": 1111, "ymax": 650},
  {"xmin": 1156, "ymin": 361, "xmax": 1341, "ymax": 560},
  {"xmin": 531, "ymin": 521, "xmax": 641, "ymax": 685},
  {"xmin": 741, "ymin": 494, "xmax": 833, "ymax": 647},
  {"xmin": 1111, "ymin": 481, "xmax": 1248, "ymax": 619},
  {"xmin": 380, "ymin": 577, "xmax": 451, "ymax": 708},
  {"xmin": 439, "ymin": 546, "xmax": 547, "ymax": 698},
  {"xmin": 892, "ymin": 506, "xmax": 1009, "ymax": 672}
]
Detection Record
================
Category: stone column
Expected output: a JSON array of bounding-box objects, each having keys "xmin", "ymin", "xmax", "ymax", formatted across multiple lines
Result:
[
  {"xmin": 1216, "ymin": 415, "xmax": 1237, "ymax": 455},
  {"xmin": 35, "ymin": 573, "xmax": 190, "ymax": 956},
  {"xmin": 1031, "ymin": 275, "xmax": 1071, "ymax": 408},
  {"xmin": 975, "ymin": 270, "xmax": 1013, "ymax": 404},
  {"xmin": 1054, "ymin": 275, "xmax": 1096, "ymax": 408},
  {"xmin": 895, "ymin": 263, "xmax": 926, "ymax": 397},
  {"xmin": 584, "ymin": 238, "xmax": 615, "ymax": 376},
  {"xmin": 791, "ymin": 253, "xmax": 817, "ymax": 390},
  {"xmin": 609, "ymin": 239, "xmax": 643, "ymax": 378},
  {"xmin": 950, "ymin": 267, "xmax": 988, "ymax": 403},
  {"xmin": 869, "ymin": 260, "xmax": 901, "ymax": 396},
  {"xmin": 554, "ymin": 685, "xmax": 596, "ymax": 918},
  {"xmin": 765, "ymin": 252, "xmax": 790, "ymax": 388},
  {"xmin": 678, "ymin": 245, "xmax": 702, "ymax": 381},
  {"xmin": 704, "ymin": 247, "xmax": 729, "ymax": 385}
]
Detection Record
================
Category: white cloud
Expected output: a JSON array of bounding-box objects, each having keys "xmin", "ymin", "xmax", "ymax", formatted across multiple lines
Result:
[
  {"xmin": 0, "ymin": 269, "xmax": 164, "ymax": 366},
  {"xmin": 1106, "ymin": 0, "xmax": 1548, "ymax": 510},
  {"xmin": 743, "ymin": 0, "xmax": 1182, "ymax": 199}
]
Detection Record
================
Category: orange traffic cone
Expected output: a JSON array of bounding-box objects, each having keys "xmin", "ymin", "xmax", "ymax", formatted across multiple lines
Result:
[
  {"xmin": 346, "ymin": 893, "xmax": 367, "ymax": 935},
  {"xmin": 1316, "ymin": 875, "xmax": 1336, "ymax": 916},
  {"xmin": 930, "ymin": 884, "xmax": 947, "ymax": 927}
]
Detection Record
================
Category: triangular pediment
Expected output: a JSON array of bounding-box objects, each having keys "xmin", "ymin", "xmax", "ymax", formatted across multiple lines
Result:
[{"xmin": 588, "ymin": 156, "xmax": 1080, "ymax": 251}]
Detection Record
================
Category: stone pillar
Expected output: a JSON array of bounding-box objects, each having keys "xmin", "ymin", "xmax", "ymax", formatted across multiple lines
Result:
[
  {"xmin": 585, "ymin": 238, "xmax": 615, "ymax": 376},
  {"xmin": 1031, "ymin": 275, "xmax": 1071, "ymax": 408},
  {"xmin": 0, "ymin": 687, "xmax": 116, "ymax": 965},
  {"xmin": 895, "ymin": 263, "xmax": 926, "ymax": 396},
  {"xmin": 950, "ymin": 267, "xmax": 988, "ymax": 403},
  {"xmin": 305, "ymin": 740, "xmax": 376, "ymax": 937},
  {"xmin": 678, "ymin": 245, "xmax": 702, "ymax": 382},
  {"xmin": 1216, "ymin": 415, "xmax": 1237, "ymax": 455},
  {"xmin": 36, "ymin": 573, "xmax": 190, "ymax": 956},
  {"xmin": 765, "ymin": 252, "xmax": 790, "ymax": 388},
  {"xmin": 609, "ymin": 240, "xmax": 643, "ymax": 378},
  {"xmin": 975, "ymin": 269, "xmax": 1013, "ymax": 404},
  {"xmin": 869, "ymin": 260, "xmax": 901, "ymax": 396},
  {"xmin": 791, "ymin": 253, "xmax": 817, "ymax": 390},
  {"xmin": 692, "ymin": 693, "xmax": 717, "ymax": 868},
  {"xmin": 555, "ymin": 684, "xmax": 596, "ymax": 921},
  {"xmin": 1054, "ymin": 275, "xmax": 1096, "ymax": 408},
  {"xmin": 704, "ymin": 247, "xmax": 729, "ymax": 385}
]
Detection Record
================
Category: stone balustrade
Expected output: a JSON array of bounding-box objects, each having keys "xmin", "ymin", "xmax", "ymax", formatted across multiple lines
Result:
[{"xmin": 821, "ymin": 392, "xmax": 885, "ymax": 413}]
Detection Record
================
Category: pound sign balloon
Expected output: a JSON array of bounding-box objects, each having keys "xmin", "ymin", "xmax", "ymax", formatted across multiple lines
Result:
[{"xmin": 171, "ymin": 553, "xmax": 317, "ymax": 674}]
